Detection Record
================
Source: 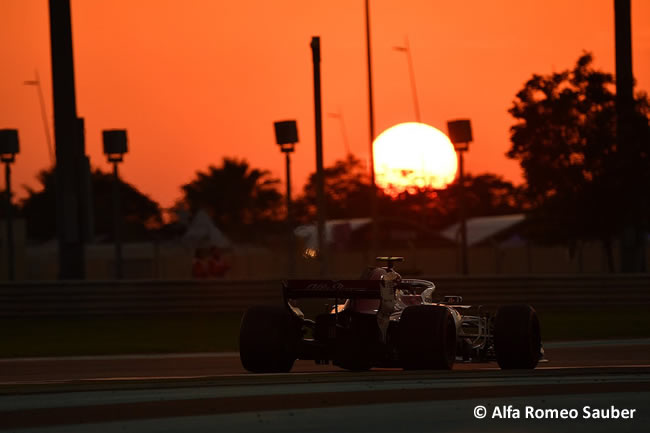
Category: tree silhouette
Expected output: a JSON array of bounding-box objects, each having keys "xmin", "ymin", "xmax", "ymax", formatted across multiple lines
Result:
[
  {"xmin": 294, "ymin": 154, "xmax": 524, "ymax": 230},
  {"xmin": 427, "ymin": 173, "xmax": 526, "ymax": 229},
  {"xmin": 294, "ymin": 154, "xmax": 372, "ymax": 222},
  {"xmin": 379, "ymin": 173, "xmax": 525, "ymax": 231},
  {"xmin": 20, "ymin": 168, "xmax": 163, "ymax": 243},
  {"xmin": 180, "ymin": 158, "xmax": 283, "ymax": 241},
  {"xmin": 91, "ymin": 170, "xmax": 163, "ymax": 241},
  {"xmin": 507, "ymin": 53, "xmax": 650, "ymax": 269}
]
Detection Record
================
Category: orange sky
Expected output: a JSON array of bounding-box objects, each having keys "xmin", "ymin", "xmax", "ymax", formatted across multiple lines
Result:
[{"xmin": 1, "ymin": 0, "xmax": 649, "ymax": 209}]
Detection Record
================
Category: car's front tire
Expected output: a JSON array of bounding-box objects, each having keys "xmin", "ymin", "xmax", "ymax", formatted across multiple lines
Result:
[
  {"xmin": 398, "ymin": 305, "xmax": 456, "ymax": 370},
  {"xmin": 494, "ymin": 304, "xmax": 541, "ymax": 369},
  {"xmin": 239, "ymin": 305, "xmax": 301, "ymax": 373}
]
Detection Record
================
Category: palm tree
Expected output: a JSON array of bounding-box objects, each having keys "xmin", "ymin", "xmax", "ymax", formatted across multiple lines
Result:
[{"xmin": 180, "ymin": 158, "xmax": 283, "ymax": 241}]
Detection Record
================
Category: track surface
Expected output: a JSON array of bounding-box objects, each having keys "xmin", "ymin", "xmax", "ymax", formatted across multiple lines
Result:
[
  {"xmin": 0, "ymin": 340, "xmax": 649, "ymax": 432},
  {"xmin": 2, "ymin": 339, "xmax": 649, "ymax": 384}
]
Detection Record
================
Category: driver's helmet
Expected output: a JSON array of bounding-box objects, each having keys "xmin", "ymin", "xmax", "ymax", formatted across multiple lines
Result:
[
  {"xmin": 352, "ymin": 267, "xmax": 389, "ymax": 313},
  {"xmin": 359, "ymin": 266, "xmax": 387, "ymax": 280}
]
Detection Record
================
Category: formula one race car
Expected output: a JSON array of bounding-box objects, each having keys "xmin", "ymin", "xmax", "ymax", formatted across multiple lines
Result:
[{"xmin": 239, "ymin": 257, "xmax": 541, "ymax": 372}]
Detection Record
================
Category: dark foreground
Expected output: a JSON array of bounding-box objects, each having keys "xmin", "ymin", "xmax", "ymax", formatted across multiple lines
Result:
[{"xmin": 0, "ymin": 340, "xmax": 648, "ymax": 432}]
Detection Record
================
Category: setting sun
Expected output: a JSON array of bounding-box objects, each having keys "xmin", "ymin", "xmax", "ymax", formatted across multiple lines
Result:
[{"xmin": 373, "ymin": 122, "xmax": 458, "ymax": 194}]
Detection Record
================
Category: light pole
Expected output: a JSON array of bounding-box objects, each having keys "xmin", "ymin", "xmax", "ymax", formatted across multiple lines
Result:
[
  {"xmin": 393, "ymin": 36, "xmax": 421, "ymax": 122},
  {"xmin": 102, "ymin": 130, "xmax": 128, "ymax": 279},
  {"xmin": 0, "ymin": 130, "xmax": 19, "ymax": 280},
  {"xmin": 614, "ymin": 0, "xmax": 644, "ymax": 272},
  {"xmin": 327, "ymin": 109, "xmax": 351, "ymax": 155},
  {"xmin": 365, "ymin": 0, "xmax": 379, "ymax": 255},
  {"xmin": 447, "ymin": 119, "xmax": 473, "ymax": 275},
  {"xmin": 311, "ymin": 36, "xmax": 328, "ymax": 275},
  {"xmin": 50, "ymin": 0, "xmax": 88, "ymax": 280},
  {"xmin": 24, "ymin": 70, "xmax": 55, "ymax": 166},
  {"xmin": 274, "ymin": 120, "xmax": 298, "ymax": 276}
]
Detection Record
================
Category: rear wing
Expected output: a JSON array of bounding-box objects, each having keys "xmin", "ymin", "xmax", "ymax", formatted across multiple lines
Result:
[{"xmin": 283, "ymin": 280, "xmax": 381, "ymax": 301}]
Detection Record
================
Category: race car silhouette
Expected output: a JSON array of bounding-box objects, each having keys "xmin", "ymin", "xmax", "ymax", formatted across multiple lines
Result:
[{"xmin": 240, "ymin": 257, "xmax": 542, "ymax": 372}]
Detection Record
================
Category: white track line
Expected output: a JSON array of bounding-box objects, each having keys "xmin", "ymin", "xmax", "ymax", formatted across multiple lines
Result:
[
  {"xmin": 2, "ymin": 372, "xmax": 650, "ymax": 411},
  {"xmin": 0, "ymin": 352, "xmax": 240, "ymax": 363}
]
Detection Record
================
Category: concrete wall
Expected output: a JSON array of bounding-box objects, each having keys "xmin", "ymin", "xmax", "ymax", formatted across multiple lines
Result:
[
  {"xmin": 12, "ymin": 239, "xmax": 650, "ymax": 280},
  {"xmin": 1, "ymin": 274, "xmax": 649, "ymax": 317}
]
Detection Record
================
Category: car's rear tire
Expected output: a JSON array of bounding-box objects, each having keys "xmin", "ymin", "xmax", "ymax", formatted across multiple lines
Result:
[
  {"xmin": 398, "ymin": 305, "xmax": 456, "ymax": 370},
  {"xmin": 494, "ymin": 304, "xmax": 541, "ymax": 369},
  {"xmin": 239, "ymin": 305, "xmax": 301, "ymax": 373}
]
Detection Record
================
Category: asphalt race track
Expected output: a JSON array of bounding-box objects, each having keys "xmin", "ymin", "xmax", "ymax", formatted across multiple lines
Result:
[{"xmin": 0, "ymin": 339, "xmax": 648, "ymax": 432}]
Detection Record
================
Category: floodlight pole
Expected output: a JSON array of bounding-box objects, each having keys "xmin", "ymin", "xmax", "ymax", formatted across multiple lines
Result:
[
  {"xmin": 4, "ymin": 162, "xmax": 14, "ymax": 281},
  {"xmin": 273, "ymin": 120, "xmax": 299, "ymax": 277},
  {"xmin": 285, "ymin": 151, "xmax": 294, "ymax": 275},
  {"xmin": 458, "ymin": 149, "xmax": 468, "ymax": 275},
  {"xmin": 112, "ymin": 161, "xmax": 123, "ymax": 279},
  {"xmin": 448, "ymin": 119, "xmax": 473, "ymax": 275},
  {"xmin": 0, "ymin": 130, "xmax": 19, "ymax": 281},
  {"xmin": 103, "ymin": 130, "xmax": 128, "ymax": 280}
]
